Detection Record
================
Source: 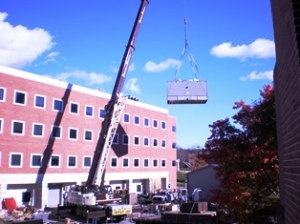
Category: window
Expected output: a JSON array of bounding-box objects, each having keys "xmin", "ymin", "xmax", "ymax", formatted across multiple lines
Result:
[
  {"xmin": 50, "ymin": 155, "xmax": 60, "ymax": 167},
  {"xmin": 10, "ymin": 153, "xmax": 22, "ymax": 167},
  {"xmin": 111, "ymin": 158, "xmax": 117, "ymax": 167},
  {"xmin": 153, "ymin": 119, "xmax": 158, "ymax": 128},
  {"xmin": 153, "ymin": 159, "xmax": 158, "ymax": 167},
  {"xmin": 69, "ymin": 128, "xmax": 78, "ymax": 140},
  {"xmin": 70, "ymin": 102, "xmax": 79, "ymax": 114},
  {"xmin": 136, "ymin": 185, "xmax": 142, "ymax": 193},
  {"xmin": 123, "ymin": 134, "xmax": 129, "ymax": 145},
  {"xmin": 12, "ymin": 120, "xmax": 25, "ymax": 135},
  {"xmin": 53, "ymin": 99, "xmax": 63, "ymax": 112},
  {"xmin": 51, "ymin": 126, "xmax": 62, "ymax": 138},
  {"xmin": 123, "ymin": 158, "xmax": 129, "ymax": 168},
  {"xmin": 68, "ymin": 156, "xmax": 77, "ymax": 168},
  {"xmin": 83, "ymin": 156, "xmax": 92, "ymax": 168},
  {"xmin": 84, "ymin": 130, "xmax": 93, "ymax": 141},
  {"xmin": 31, "ymin": 154, "xmax": 42, "ymax": 167},
  {"xmin": 134, "ymin": 136, "xmax": 140, "ymax": 146},
  {"xmin": 134, "ymin": 116, "xmax": 140, "ymax": 125},
  {"xmin": 124, "ymin": 114, "xmax": 130, "ymax": 123},
  {"xmin": 99, "ymin": 109, "xmax": 106, "ymax": 118},
  {"xmin": 32, "ymin": 123, "xmax": 44, "ymax": 137},
  {"xmin": 161, "ymin": 121, "xmax": 166, "ymax": 130},
  {"xmin": 34, "ymin": 95, "xmax": 45, "ymax": 109},
  {"xmin": 172, "ymin": 142, "xmax": 176, "ymax": 149},
  {"xmin": 153, "ymin": 138, "xmax": 158, "ymax": 147},
  {"xmin": 14, "ymin": 91, "xmax": 26, "ymax": 105},
  {"xmin": 85, "ymin": 105, "xmax": 93, "ymax": 117},
  {"xmin": 143, "ymin": 137, "xmax": 149, "ymax": 147},
  {"xmin": 133, "ymin": 158, "xmax": 139, "ymax": 168},
  {"xmin": 144, "ymin": 117, "xmax": 149, "ymax": 127},
  {"xmin": 172, "ymin": 125, "xmax": 176, "ymax": 132},
  {"xmin": 113, "ymin": 133, "xmax": 119, "ymax": 144},
  {"xmin": 0, "ymin": 87, "xmax": 6, "ymax": 102},
  {"xmin": 144, "ymin": 158, "xmax": 149, "ymax": 168},
  {"xmin": 161, "ymin": 139, "xmax": 166, "ymax": 148},
  {"xmin": 161, "ymin": 159, "xmax": 166, "ymax": 167},
  {"xmin": 0, "ymin": 118, "xmax": 3, "ymax": 134}
]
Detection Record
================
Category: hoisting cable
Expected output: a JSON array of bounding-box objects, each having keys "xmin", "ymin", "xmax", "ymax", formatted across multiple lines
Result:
[{"xmin": 174, "ymin": 0, "xmax": 200, "ymax": 80}]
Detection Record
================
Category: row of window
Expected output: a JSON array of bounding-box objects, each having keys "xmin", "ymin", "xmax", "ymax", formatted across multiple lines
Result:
[
  {"xmin": 6, "ymin": 152, "xmax": 171, "ymax": 169},
  {"xmin": 0, "ymin": 119, "xmax": 176, "ymax": 148},
  {"xmin": 0, "ymin": 87, "xmax": 176, "ymax": 131}
]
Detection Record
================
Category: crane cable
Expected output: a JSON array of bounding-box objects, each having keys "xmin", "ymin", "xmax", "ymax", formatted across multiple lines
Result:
[{"xmin": 174, "ymin": 0, "xmax": 200, "ymax": 80}]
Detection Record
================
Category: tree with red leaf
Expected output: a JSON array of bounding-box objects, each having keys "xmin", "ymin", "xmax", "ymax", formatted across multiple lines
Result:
[{"xmin": 198, "ymin": 85, "xmax": 279, "ymax": 223}]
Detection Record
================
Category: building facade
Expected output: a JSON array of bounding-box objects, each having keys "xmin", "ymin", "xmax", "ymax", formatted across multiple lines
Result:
[
  {"xmin": 270, "ymin": 0, "xmax": 300, "ymax": 223},
  {"xmin": 0, "ymin": 65, "xmax": 177, "ymax": 208}
]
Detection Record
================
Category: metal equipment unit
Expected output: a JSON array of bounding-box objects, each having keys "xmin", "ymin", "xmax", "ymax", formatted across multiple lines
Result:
[{"xmin": 167, "ymin": 79, "xmax": 208, "ymax": 104}]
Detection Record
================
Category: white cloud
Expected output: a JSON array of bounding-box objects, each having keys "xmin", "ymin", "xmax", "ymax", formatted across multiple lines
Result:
[
  {"xmin": 240, "ymin": 70, "xmax": 273, "ymax": 81},
  {"xmin": 144, "ymin": 58, "xmax": 181, "ymax": 72},
  {"xmin": 210, "ymin": 38, "xmax": 275, "ymax": 60},
  {"xmin": 0, "ymin": 12, "xmax": 55, "ymax": 68},
  {"xmin": 46, "ymin": 68, "xmax": 112, "ymax": 86},
  {"xmin": 125, "ymin": 77, "xmax": 141, "ymax": 94},
  {"xmin": 42, "ymin": 52, "xmax": 60, "ymax": 64}
]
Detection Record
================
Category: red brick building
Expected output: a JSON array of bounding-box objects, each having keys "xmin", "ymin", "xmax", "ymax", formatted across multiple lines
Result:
[
  {"xmin": 0, "ymin": 65, "xmax": 177, "ymax": 208},
  {"xmin": 271, "ymin": 0, "xmax": 300, "ymax": 223}
]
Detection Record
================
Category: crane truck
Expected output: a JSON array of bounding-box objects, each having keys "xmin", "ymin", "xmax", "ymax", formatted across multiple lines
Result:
[{"xmin": 61, "ymin": 0, "xmax": 149, "ymax": 221}]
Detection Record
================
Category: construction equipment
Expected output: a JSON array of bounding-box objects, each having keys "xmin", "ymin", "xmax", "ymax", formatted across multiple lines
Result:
[{"xmin": 62, "ymin": 0, "xmax": 149, "ymax": 221}]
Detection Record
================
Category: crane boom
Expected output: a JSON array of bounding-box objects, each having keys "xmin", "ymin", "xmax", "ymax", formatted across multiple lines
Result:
[{"xmin": 86, "ymin": 0, "xmax": 149, "ymax": 188}]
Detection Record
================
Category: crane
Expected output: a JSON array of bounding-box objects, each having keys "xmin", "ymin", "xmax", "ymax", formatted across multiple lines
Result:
[{"xmin": 63, "ymin": 0, "xmax": 149, "ymax": 221}]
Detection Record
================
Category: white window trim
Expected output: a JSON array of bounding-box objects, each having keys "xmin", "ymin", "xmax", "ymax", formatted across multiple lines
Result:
[
  {"xmin": 161, "ymin": 139, "xmax": 167, "ymax": 148},
  {"xmin": 69, "ymin": 101, "xmax": 79, "ymax": 115},
  {"xmin": 133, "ymin": 158, "xmax": 140, "ymax": 168},
  {"xmin": 11, "ymin": 120, "xmax": 25, "ymax": 136},
  {"xmin": 83, "ymin": 156, "xmax": 92, "ymax": 168},
  {"xmin": 0, "ymin": 87, "xmax": 6, "ymax": 102},
  {"xmin": 123, "ymin": 113, "xmax": 130, "ymax": 124},
  {"xmin": 152, "ymin": 158, "xmax": 158, "ymax": 168},
  {"xmin": 50, "ymin": 154, "xmax": 61, "ymax": 168},
  {"xmin": 143, "ymin": 158, "xmax": 149, "ymax": 168},
  {"xmin": 143, "ymin": 137, "xmax": 150, "ymax": 147},
  {"xmin": 30, "ymin": 153, "xmax": 42, "ymax": 168},
  {"xmin": 133, "ymin": 135, "xmax": 140, "ymax": 146},
  {"xmin": 122, "ymin": 134, "xmax": 130, "ymax": 145},
  {"xmin": 153, "ymin": 119, "xmax": 158, "ymax": 129},
  {"xmin": 67, "ymin": 155, "xmax": 77, "ymax": 168},
  {"xmin": 152, "ymin": 138, "xmax": 158, "ymax": 148},
  {"xmin": 113, "ymin": 133, "xmax": 119, "ymax": 144},
  {"xmin": 84, "ymin": 129, "xmax": 93, "ymax": 142},
  {"xmin": 122, "ymin": 157, "xmax": 130, "ymax": 168},
  {"xmin": 33, "ymin": 94, "xmax": 46, "ymax": 109},
  {"xmin": 110, "ymin": 157, "xmax": 118, "ymax": 168},
  {"xmin": 32, "ymin": 123, "xmax": 45, "ymax": 138},
  {"xmin": 161, "ymin": 120, "xmax": 166, "ymax": 130},
  {"xmin": 68, "ymin": 127, "xmax": 79, "ymax": 141},
  {"xmin": 0, "ymin": 118, "xmax": 3, "ymax": 134},
  {"xmin": 9, "ymin": 152, "xmax": 23, "ymax": 168},
  {"xmin": 13, "ymin": 90, "xmax": 27, "ymax": 106},
  {"xmin": 53, "ymin": 98, "xmax": 63, "ymax": 112},
  {"xmin": 85, "ymin": 105, "xmax": 94, "ymax": 118},
  {"xmin": 161, "ymin": 158, "xmax": 167, "ymax": 168},
  {"xmin": 134, "ymin": 115, "xmax": 140, "ymax": 126},
  {"xmin": 51, "ymin": 125, "xmax": 62, "ymax": 139},
  {"xmin": 143, "ymin": 117, "xmax": 149, "ymax": 127}
]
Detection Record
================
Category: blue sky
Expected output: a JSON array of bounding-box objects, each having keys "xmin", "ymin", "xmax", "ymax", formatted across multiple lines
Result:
[{"xmin": 0, "ymin": 0, "xmax": 275, "ymax": 148}]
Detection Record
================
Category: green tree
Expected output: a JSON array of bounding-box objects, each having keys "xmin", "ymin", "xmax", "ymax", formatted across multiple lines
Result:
[{"xmin": 199, "ymin": 85, "xmax": 279, "ymax": 223}]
